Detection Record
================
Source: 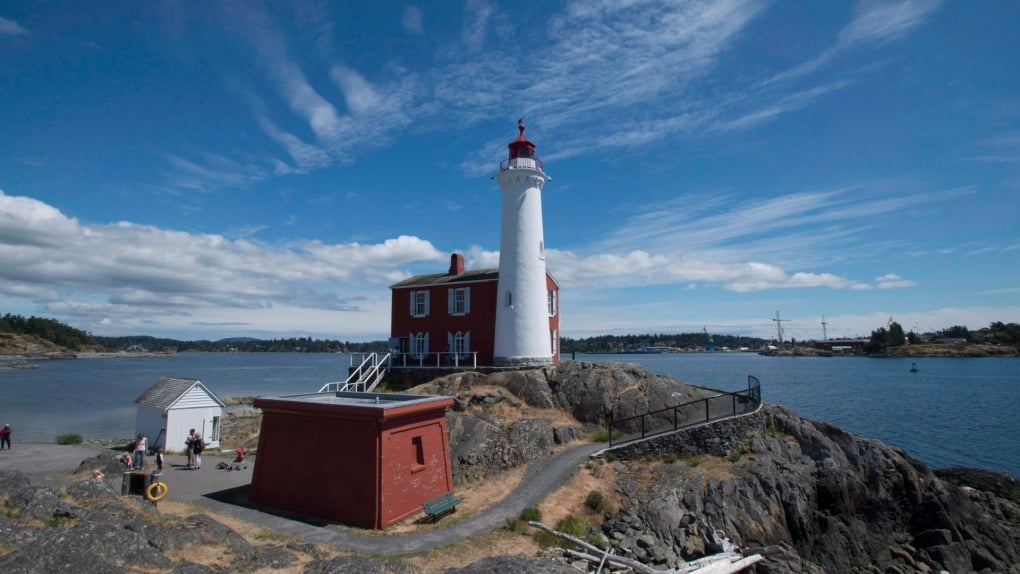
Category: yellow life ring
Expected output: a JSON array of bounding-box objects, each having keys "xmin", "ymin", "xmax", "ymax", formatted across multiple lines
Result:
[{"xmin": 145, "ymin": 481, "xmax": 168, "ymax": 502}]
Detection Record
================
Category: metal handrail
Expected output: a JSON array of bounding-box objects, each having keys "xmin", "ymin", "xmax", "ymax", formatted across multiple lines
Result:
[
  {"xmin": 389, "ymin": 351, "xmax": 478, "ymax": 369},
  {"xmin": 318, "ymin": 352, "xmax": 391, "ymax": 393},
  {"xmin": 607, "ymin": 375, "xmax": 761, "ymax": 447}
]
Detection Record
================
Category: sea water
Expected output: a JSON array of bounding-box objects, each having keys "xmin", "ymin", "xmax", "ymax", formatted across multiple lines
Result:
[
  {"xmin": 1, "ymin": 352, "xmax": 1017, "ymax": 478},
  {"xmin": 599, "ymin": 352, "xmax": 1020, "ymax": 478}
]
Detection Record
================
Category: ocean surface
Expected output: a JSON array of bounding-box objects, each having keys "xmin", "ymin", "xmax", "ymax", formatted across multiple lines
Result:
[{"xmin": 1, "ymin": 352, "xmax": 1017, "ymax": 478}]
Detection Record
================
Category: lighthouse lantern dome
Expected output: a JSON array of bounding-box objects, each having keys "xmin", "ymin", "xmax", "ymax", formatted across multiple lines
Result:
[{"xmin": 500, "ymin": 118, "xmax": 543, "ymax": 173}]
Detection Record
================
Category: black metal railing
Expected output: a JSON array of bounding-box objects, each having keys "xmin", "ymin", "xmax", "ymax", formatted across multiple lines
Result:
[{"xmin": 607, "ymin": 375, "xmax": 761, "ymax": 447}]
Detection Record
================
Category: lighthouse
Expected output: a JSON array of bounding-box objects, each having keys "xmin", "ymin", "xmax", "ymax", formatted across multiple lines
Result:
[{"xmin": 493, "ymin": 119, "xmax": 554, "ymax": 366}]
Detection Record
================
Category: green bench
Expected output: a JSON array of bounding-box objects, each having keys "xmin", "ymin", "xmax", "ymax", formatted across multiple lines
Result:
[{"xmin": 422, "ymin": 492, "xmax": 463, "ymax": 523}]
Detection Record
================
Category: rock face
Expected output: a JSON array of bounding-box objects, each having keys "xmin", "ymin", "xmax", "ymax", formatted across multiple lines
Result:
[
  {"xmin": 417, "ymin": 360, "xmax": 707, "ymax": 483},
  {"xmin": 604, "ymin": 405, "xmax": 1020, "ymax": 573}
]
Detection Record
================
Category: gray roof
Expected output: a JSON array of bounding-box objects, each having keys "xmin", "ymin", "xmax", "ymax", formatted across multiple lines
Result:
[
  {"xmin": 134, "ymin": 376, "xmax": 225, "ymax": 410},
  {"xmin": 390, "ymin": 268, "xmax": 499, "ymax": 289}
]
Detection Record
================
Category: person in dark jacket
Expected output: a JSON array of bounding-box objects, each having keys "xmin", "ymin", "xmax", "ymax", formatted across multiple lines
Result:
[{"xmin": 0, "ymin": 424, "xmax": 11, "ymax": 450}]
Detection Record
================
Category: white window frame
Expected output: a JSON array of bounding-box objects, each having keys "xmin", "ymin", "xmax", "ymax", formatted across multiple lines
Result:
[
  {"xmin": 448, "ymin": 287, "xmax": 470, "ymax": 316},
  {"xmin": 410, "ymin": 290, "xmax": 430, "ymax": 317},
  {"xmin": 550, "ymin": 329, "xmax": 558, "ymax": 355},
  {"xmin": 448, "ymin": 330, "xmax": 470, "ymax": 359},
  {"xmin": 548, "ymin": 290, "xmax": 557, "ymax": 317},
  {"xmin": 411, "ymin": 331, "xmax": 429, "ymax": 358}
]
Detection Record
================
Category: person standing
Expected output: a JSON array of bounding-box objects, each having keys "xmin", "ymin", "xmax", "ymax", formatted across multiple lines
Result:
[
  {"xmin": 192, "ymin": 433, "xmax": 204, "ymax": 469},
  {"xmin": 155, "ymin": 448, "xmax": 164, "ymax": 475},
  {"xmin": 186, "ymin": 428, "xmax": 197, "ymax": 469},
  {"xmin": 133, "ymin": 433, "xmax": 147, "ymax": 469},
  {"xmin": 0, "ymin": 424, "xmax": 11, "ymax": 450}
]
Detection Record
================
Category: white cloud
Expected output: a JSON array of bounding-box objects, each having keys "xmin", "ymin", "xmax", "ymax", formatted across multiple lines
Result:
[
  {"xmin": 837, "ymin": 0, "xmax": 943, "ymax": 48},
  {"xmin": 875, "ymin": 273, "xmax": 917, "ymax": 289},
  {"xmin": 0, "ymin": 190, "xmax": 443, "ymax": 337},
  {"xmin": 402, "ymin": 6, "xmax": 423, "ymax": 35},
  {"xmin": 330, "ymin": 66, "xmax": 381, "ymax": 115},
  {"xmin": 0, "ymin": 16, "xmax": 29, "ymax": 37}
]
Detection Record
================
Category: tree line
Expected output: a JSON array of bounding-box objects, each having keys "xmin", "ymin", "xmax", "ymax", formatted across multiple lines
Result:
[
  {"xmin": 864, "ymin": 321, "xmax": 1020, "ymax": 354},
  {"xmin": 560, "ymin": 332, "xmax": 768, "ymax": 353},
  {"xmin": 4, "ymin": 312, "xmax": 1018, "ymax": 356},
  {"xmin": 0, "ymin": 313, "xmax": 94, "ymax": 351}
]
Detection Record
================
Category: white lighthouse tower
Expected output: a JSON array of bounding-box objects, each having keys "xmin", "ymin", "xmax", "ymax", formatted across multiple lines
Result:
[{"xmin": 493, "ymin": 119, "xmax": 553, "ymax": 366}]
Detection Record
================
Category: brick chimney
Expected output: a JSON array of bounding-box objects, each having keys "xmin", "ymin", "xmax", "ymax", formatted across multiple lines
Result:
[{"xmin": 448, "ymin": 253, "xmax": 465, "ymax": 275}]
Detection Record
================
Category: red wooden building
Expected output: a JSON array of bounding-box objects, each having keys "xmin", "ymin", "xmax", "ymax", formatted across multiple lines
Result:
[
  {"xmin": 249, "ymin": 391, "xmax": 455, "ymax": 529},
  {"xmin": 389, "ymin": 253, "xmax": 560, "ymax": 368}
]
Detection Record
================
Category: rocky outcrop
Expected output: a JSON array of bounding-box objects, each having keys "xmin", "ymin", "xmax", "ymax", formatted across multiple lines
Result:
[
  {"xmin": 418, "ymin": 360, "xmax": 710, "ymax": 430},
  {"xmin": 423, "ymin": 360, "xmax": 708, "ymax": 483},
  {"xmin": 602, "ymin": 405, "xmax": 1020, "ymax": 573}
]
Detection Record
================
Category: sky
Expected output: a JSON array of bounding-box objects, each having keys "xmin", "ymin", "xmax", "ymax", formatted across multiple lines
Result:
[{"xmin": 1, "ymin": 1, "xmax": 1018, "ymax": 343}]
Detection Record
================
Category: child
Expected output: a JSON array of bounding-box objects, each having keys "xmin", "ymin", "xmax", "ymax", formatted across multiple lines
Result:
[{"xmin": 155, "ymin": 448, "xmax": 164, "ymax": 475}]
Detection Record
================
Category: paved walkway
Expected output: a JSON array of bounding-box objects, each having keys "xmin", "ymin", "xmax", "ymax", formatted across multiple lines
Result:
[{"xmin": 2, "ymin": 441, "xmax": 605, "ymax": 555}]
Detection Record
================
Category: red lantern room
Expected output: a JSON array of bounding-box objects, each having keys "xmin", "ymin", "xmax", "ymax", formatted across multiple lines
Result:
[{"xmin": 500, "ymin": 118, "xmax": 543, "ymax": 172}]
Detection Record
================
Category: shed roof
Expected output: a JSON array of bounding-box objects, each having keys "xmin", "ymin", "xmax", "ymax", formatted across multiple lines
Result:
[{"xmin": 134, "ymin": 376, "xmax": 226, "ymax": 410}]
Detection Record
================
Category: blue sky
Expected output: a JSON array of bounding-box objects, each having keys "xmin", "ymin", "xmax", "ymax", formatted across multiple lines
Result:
[{"xmin": 1, "ymin": 1, "xmax": 1017, "ymax": 343}]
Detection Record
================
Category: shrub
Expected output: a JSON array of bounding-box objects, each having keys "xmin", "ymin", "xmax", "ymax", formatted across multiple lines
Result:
[
  {"xmin": 662, "ymin": 452, "xmax": 678, "ymax": 464},
  {"xmin": 555, "ymin": 515, "xmax": 587, "ymax": 538},
  {"xmin": 55, "ymin": 433, "xmax": 83, "ymax": 445},
  {"xmin": 727, "ymin": 450, "xmax": 744, "ymax": 463},
  {"xmin": 688, "ymin": 454, "xmax": 705, "ymax": 467},
  {"xmin": 591, "ymin": 430, "xmax": 611, "ymax": 442},
  {"xmin": 584, "ymin": 491, "xmax": 607, "ymax": 515},
  {"xmin": 519, "ymin": 507, "xmax": 542, "ymax": 523}
]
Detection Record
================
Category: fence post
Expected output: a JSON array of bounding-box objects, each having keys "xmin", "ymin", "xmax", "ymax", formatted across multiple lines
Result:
[
  {"xmin": 705, "ymin": 399, "xmax": 710, "ymax": 422},
  {"xmin": 641, "ymin": 415, "xmax": 646, "ymax": 439},
  {"xmin": 732, "ymin": 393, "xmax": 736, "ymax": 416}
]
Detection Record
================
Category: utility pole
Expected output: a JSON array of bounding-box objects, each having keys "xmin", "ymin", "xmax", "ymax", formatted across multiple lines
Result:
[
  {"xmin": 821, "ymin": 316, "xmax": 828, "ymax": 341},
  {"xmin": 773, "ymin": 311, "xmax": 789, "ymax": 345}
]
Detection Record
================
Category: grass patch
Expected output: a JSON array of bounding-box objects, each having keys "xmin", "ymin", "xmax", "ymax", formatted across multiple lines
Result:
[
  {"xmin": 55, "ymin": 433, "xmax": 83, "ymax": 445},
  {"xmin": 44, "ymin": 515, "xmax": 74, "ymax": 528},
  {"xmin": 662, "ymin": 452, "xmax": 678, "ymax": 464},
  {"xmin": 687, "ymin": 454, "xmax": 705, "ymax": 467},
  {"xmin": 519, "ymin": 507, "xmax": 542, "ymax": 523}
]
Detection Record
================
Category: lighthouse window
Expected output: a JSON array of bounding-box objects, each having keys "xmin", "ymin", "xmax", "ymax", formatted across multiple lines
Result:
[
  {"xmin": 505, "ymin": 290, "xmax": 513, "ymax": 307},
  {"xmin": 539, "ymin": 240, "xmax": 545, "ymax": 260}
]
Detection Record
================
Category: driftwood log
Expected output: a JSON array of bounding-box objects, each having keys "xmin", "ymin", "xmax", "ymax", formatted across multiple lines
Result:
[{"xmin": 527, "ymin": 521, "xmax": 764, "ymax": 574}]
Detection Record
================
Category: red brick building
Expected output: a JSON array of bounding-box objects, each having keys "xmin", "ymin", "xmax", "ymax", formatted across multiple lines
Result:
[
  {"xmin": 249, "ymin": 392, "xmax": 455, "ymax": 529},
  {"xmin": 389, "ymin": 253, "xmax": 560, "ymax": 367}
]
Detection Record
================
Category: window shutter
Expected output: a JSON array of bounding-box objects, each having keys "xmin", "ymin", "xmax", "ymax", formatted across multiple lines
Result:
[
  {"xmin": 464, "ymin": 288, "xmax": 471, "ymax": 314},
  {"xmin": 448, "ymin": 289, "xmax": 454, "ymax": 314},
  {"xmin": 424, "ymin": 291, "xmax": 430, "ymax": 316},
  {"xmin": 409, "ymin": 291, "xmax": 416, "ymax": 316},
  {"xmin": 464, "ymin": 331, "xmax": 471, "ymax": 356},
  {"xmin": 447, "ymin": 331, "xmax": 454, "ymax": 352},
  {"xmin": 423, "ymin": 332, "xmax": 429, "ymax": 354}
]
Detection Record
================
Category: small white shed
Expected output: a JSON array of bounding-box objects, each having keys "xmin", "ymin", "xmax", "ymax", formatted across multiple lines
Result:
[{"xmin": 134, "ymin": 377, "xmax": 225, "ymax": 453}]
